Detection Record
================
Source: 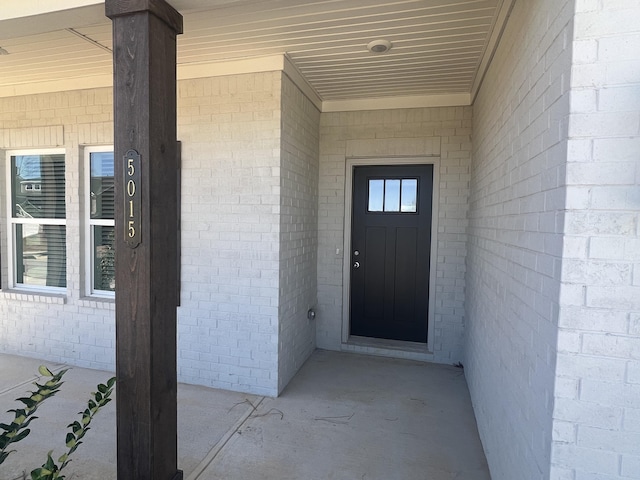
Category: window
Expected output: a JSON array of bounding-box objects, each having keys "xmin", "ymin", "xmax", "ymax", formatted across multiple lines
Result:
[
  {"xmin": 7, "ymin": 150, "xmax": 66, "ymax": 290},
  {"xmin": 368, "ymin": 178, "xmax": 418, "ymax": 213},
  {"xmin": 85, "ymin": 147, "xmax": 115, "ymax": 296}
]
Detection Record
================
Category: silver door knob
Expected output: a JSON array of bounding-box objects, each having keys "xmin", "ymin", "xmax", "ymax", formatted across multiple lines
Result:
[{"xmin": 353, "ymin": 261, "xmax": 360, "ymax": 269}]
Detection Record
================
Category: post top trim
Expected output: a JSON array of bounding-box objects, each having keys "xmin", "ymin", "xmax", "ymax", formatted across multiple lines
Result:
[{"xmin": 106, "ymin": 0, "xmax": 183, "ymax": 34}]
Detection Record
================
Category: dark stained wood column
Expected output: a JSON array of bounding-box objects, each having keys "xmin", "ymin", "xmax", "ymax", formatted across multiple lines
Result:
[{"xmin": 105, "ymin": 1, "xmax": 183, "ymax": 479}]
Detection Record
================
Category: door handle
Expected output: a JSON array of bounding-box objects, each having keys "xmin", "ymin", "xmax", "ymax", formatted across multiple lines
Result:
[{"xmin": 353, "ymin": 261, "xmax": 360, "ymax": 269}]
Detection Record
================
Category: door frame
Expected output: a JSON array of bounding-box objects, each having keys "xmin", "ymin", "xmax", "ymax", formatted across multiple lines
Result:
[{"xmin": 342, "ymin": 157, "xmax": 440, "ymax": 353}]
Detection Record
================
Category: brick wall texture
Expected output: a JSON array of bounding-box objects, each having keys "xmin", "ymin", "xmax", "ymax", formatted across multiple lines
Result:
[
  {"xmin": 552, "ymin": 1, "xmax": 640, "ymax": 479},
  {"xmin": 466, "ymin": 0, "xmax": 573, "ymax": 479},
  {"xmin": 0, "ymin": 90, "xmax": 116, "ymax": 370},
  {"xmin": 176, "ymin": 73, "xmax": 283, "ymax": 396},
  {"xmin": 468, "ymin": 0, "xmax": 640, "ymax": 479},
  {"xmin": 277, "ymin": 75, "xmax": 320, "ymax": 392}
]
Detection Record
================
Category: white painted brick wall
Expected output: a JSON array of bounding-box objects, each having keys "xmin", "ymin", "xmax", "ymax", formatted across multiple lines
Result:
[
  {"xmin": 0, "ymin": 89, "xmax": 116, "ymax": 371},
  {"xmin": 466, "ymin": 0, "xmax": 573, "ymax": 479},
  {"xmin": 277, "ymin": 74, "xmax": 320, "ymax": 392},
  {"xmin": 552, "ymin": 1, "xmax": 640, "ymax": 478},
  {"xmin": 177, "ymin": 73, "xmax": 282, "ymax": 396},
  {"xmin": 317, "ymin": 106, "xmax": 471, "ymax": 363}
]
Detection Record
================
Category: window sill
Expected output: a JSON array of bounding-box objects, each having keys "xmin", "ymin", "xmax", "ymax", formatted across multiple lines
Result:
[
  {"xmin": 0, "ymin": 289, "xmax": 67, "ymax": 304},
  {"xmin": 79, "ymin": 296, "xmax": 115, "ymax": 310}
]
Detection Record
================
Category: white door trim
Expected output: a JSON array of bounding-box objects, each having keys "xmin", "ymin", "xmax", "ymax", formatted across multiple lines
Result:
[{"xmin": 342, "ymin": 156, "xmax": 440, "ymax": 354}]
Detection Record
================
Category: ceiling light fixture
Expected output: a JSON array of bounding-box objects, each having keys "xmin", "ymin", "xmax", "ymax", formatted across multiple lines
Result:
[
  {"xmin": 0, "ymin": 47, "xmax": 9, "ymax": 55},
  {"xmin": 367, "ymin": 39, "xmax": 392, "ymax": 54}
]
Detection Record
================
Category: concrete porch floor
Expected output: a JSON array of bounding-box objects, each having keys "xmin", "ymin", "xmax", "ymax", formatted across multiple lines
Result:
[{"xmin": 0, "ymin": 350, "xmax": 490, "ymax": 480}]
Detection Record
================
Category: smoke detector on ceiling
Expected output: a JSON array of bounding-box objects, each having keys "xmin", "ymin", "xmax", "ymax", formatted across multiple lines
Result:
[{"xmin": 367, "ymin": 39, "xmax": 392, "ymax": 54}]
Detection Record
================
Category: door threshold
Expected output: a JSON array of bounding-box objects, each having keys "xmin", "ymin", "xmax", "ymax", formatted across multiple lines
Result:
[{"xmin": 342, "ymin": 336, "xmax": 434, "ymax": 362}]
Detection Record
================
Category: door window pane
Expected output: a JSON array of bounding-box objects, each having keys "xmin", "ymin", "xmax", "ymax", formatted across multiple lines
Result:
[
  {"xmin": 368, "ymin": 180, "xmax": 384, "ymax": 212},
  {"xmin": 401, "ymin": 179, "xmax": 418, "ymax": 212},
  {"xmin": 367, "ymin": 177, "xmax": 419, "ymax": 213},
  {"xmin": 384, "ymin": 180, "xmax": 401, "ymax": 212}
]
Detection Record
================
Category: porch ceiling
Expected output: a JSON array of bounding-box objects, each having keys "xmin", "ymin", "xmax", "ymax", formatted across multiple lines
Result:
[{"xmin": 0, "ymin": 0, "xmax": 513, "ymax": 109}]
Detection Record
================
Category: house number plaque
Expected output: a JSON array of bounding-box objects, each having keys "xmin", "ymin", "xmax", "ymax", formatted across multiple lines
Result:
[{"xmin": 124, "ymin": 149, "xmax": 141, "ymax": 248}]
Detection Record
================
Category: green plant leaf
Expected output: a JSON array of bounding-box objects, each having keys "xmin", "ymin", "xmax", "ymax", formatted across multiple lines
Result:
[
  {"xmin": 67, "ymin": 421, "xmax": 82, "ymax": 434},
  {"xmin": 11, "ymin": 428, "xmax": 31, "ymax": 443},
  {"xmin": 17, "ymin": 397, "xmax": 38, "ymax": 408},
  {"xmin": 31, "ymin": 467, "xmax": 48, "ymax": 479},
  {"xmin": 31, "ymin": 393, "xmax": 44, "ymax": 402},
  {"xmin": 45, "ymin": 451, "xmax": 56, "ymax": 468},
  {"xmin": 65, "ymin": 432, "xmax": 76, "ymax": 448},
  {"xmin": 38, "ymin": 365, "xmax": 53, "ymax": 377}
]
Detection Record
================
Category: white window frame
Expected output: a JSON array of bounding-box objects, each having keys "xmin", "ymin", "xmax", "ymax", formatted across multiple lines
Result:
[
  {"xmin": 6, "ymin": 148, "xmax": 67, "ymax": 293},
  {"xmin": 84, "ymin": 146, "xmax": 115, "ymax": 298}
]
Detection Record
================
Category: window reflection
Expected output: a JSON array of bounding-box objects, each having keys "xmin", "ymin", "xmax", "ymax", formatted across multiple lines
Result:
[
  {"xmin": 367, "ymin": 178, "xmax": 418, "ymax": 213},
  {"xmin": 11, "ymin": 153, "xmax": 66, "ymax": 288},
  {"xmin": 368, "ymin": 179, "xmax": 384, "ymax": 212},
  {"xmin": 93, "ymin": 225, "xmax": 115, "ymax": 292},
  {"xmin": 15, "ymin": 223, "xmax": 66, "ymax": 288},
  {"xmin": 90, "ymin": 152, "xmax": 115, "ymax": 220},
  {"xmin": 384, "ymin": 180, "xmax": 400, "ymax": 211},
  {"xmin": 401, "ymin": 179, "xmax": 417, "ymax": 212}
]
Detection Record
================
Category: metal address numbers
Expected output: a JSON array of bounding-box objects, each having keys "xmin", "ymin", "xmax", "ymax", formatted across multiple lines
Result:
[{"xmin": 124, "ymin": 149, "xmax": 141, "ymax": 248}]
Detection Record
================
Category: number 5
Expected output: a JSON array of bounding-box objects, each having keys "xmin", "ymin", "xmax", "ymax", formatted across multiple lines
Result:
[
  {"xmin": 127, "ymin": 158, "xmax": 135, "ymax": 176},
  {"xmin": 128, "ymin": 221, "xmax": 135, "ymax": 238}
]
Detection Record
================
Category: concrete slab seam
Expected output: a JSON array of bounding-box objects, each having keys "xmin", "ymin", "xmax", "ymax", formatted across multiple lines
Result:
[{"xmin": 186, "ymin": 396, "xmax": 265, "ymax": 480}]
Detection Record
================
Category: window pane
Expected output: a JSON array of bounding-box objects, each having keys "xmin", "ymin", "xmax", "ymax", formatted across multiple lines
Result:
[
  {"xmin": 12, "ymin": 154, "xmax": 65, "ymax": 219},
  {"xmin": 401, "ymin": 179, "xmax": 418, "ymax": 212},
  {"xmin": 93, "ymin": 225, "xmax": 115, "ymax": 292},
  {"xmin": 90, "ymin": 152, "xmax": 115, "ymax": 219},
  {"xmin": 368, "ymin": 179, "xmax": 384, "ymax": 212},
  {"xmin": 15, "ymin": 223, "xmax": 66, "ymax": 288},
  {"xmin": 384, "ymin": 179, "xmax": 400, "ymax": 212}
]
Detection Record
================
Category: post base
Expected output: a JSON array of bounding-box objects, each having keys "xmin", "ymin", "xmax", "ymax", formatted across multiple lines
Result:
[{"xmin": 171, "ymin": 470, "xmax": 184, "ymax": 480}]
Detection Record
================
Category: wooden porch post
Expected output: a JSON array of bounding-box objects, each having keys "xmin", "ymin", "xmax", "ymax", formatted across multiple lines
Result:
[{"xmin": 105, "ymin": 1, "xmax": 183, "ymax": 479}]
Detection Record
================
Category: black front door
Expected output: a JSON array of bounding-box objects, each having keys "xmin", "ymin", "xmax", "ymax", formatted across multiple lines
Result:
[{"xmin": 350, "ymin": 164, "xmax": 433, "ymax": 343}]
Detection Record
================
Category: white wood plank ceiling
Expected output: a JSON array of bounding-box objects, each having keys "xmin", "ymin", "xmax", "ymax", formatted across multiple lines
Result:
[{"xmin": 0, "ymin": 0, "xmax": 512, "ymax": 106}]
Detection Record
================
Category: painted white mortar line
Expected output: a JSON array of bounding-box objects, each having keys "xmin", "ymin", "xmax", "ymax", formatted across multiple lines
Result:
[{"xmin": 186, "ymin": 396, "xmax": 265, "ymax": 480}]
